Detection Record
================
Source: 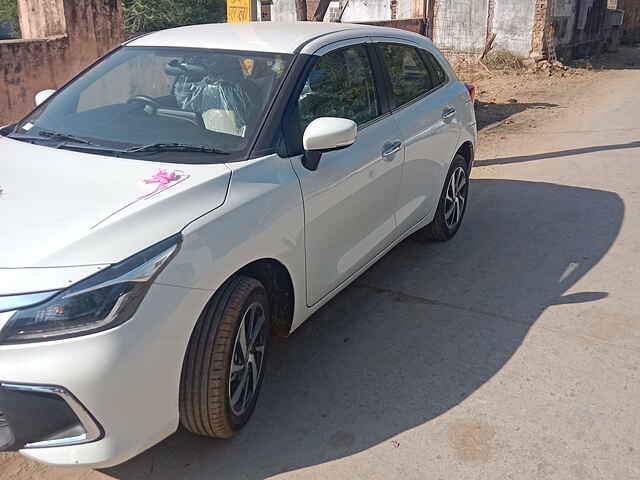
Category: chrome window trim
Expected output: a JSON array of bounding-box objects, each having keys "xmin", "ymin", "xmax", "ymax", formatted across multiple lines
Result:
[{"xmin": 0, "ymin": 383, "xmax": 102, "ymax": 449}]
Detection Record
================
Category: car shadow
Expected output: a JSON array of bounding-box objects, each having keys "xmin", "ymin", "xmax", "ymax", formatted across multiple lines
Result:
[
  {"xmin": 475, "ymin": 141, "xmax": 640, "ymax": 167},
  {"xmin": 103, "ymin": 178, "xmax": 623, "ymax": 479},
  {"xmin": 475, "ymin": 101, "xmax": 559, "ymax": 130}
]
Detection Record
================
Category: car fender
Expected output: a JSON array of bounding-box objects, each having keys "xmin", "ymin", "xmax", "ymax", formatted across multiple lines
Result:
[{"xmin": 157, "ymin": 153, "xmax": 307, "ymax": 335}]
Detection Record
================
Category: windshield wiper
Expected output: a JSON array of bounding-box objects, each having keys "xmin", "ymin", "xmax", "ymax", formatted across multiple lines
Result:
[
  {"xmin": 37, "ymin": 129, "xmax": 94, "ymax": 145},
  {"xmin": 126, "ymin": 143, "xmax": 229, "ymax": 155},
  {"xmin": 8, "ymin": 129, "xmax": 103, "ymax": 149},
  {"xmin": 7, "ymin": 133, "xmax": 229, "ymax": 157}
]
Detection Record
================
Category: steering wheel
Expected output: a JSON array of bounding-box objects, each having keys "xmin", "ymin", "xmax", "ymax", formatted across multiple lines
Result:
[{"xmin": 127, "ymin": 95, "xmax": 160, "ymax": 114}]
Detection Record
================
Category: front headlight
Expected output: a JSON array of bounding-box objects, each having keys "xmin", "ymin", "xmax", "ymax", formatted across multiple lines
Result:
[{"xmin": 0, "ymin": 235, "xmax": 180, "ymax": 345}]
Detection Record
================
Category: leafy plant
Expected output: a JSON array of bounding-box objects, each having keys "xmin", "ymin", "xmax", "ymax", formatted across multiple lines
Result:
[
  {"xmin": 123, "ymin": 0, "xmax": 226, "ymax": 34},
  {"xmin": 0, "ymin": 0, "xmax": 17, "ymax": 22},
  {"xmin": 0, "ymin": 0, "xmax": 19, "ymax": 38}
]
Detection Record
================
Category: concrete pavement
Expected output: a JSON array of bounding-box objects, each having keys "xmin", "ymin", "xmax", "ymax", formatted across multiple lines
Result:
[
  {"xmin": 3, "ymin": 61, "xmax": 640, "ymax": 479},
  {"xmin": 108, "ymin": 63, "xmax": 640, "ymax": 479}
]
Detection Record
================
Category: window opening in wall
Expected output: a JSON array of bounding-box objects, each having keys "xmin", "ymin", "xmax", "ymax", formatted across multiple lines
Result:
[{"xmin": 260, "ymin": 0, "xmax": 273, "ymax": 21}]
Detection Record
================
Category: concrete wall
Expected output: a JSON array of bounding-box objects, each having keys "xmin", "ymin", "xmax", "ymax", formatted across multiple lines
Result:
[
  {"xmin": 396, "ymin": 0, "xmax": 421, "ymax": 20},
  {"xmin": 433, "ymin": 0, "xmax": 488, "ymax": 53},
  {"xmin": 1, "ymin": 0, "xmax": 123, "ymax": 125},
  {"xmin": 269, "ymin": 0, "xmax": 298, "ymax": 22},
  {"xmin": 263, "ymin": 0, "xmax": 610, "ymax": 58},
  {"xmin": 268, "ymin": 0, "xmax": 393, "ymax": 21},
  {"xmin": 340, "ymin": 0, "xmax": 392, "ymax": 21},
  {"xmin": 492, "ymin": 0, "xmax": 537, "ymax": 56}
]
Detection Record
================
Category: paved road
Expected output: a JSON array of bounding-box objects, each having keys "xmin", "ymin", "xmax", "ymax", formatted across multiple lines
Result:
[{"xmin": 3, "ymin": 64, "xmax": 640, "ymax": 479}]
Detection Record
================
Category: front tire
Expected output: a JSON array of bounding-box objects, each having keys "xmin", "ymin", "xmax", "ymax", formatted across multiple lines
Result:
[
  {"xmin": 180, "ymin": 276, "xmax": 270, "ymax": 438},
  {"xmin": 417, "ymin": 154, "xmax": 469, "ymax": 242}
]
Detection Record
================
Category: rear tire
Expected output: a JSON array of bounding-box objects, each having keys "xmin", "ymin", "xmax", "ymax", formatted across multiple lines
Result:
[
  {"xmin": 417, "ymin": 154, "xmax": 469, "ymax": 242},
  {"xmin": 180, "ymin": 276, "xmax": 270, "ymax": 438}
]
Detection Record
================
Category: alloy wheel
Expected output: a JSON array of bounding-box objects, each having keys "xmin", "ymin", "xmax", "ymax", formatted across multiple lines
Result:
[
  {"xmin": 444, "ymin": 166, "xmax": 467, "ymax": 229},
  {"xmin": 228, "ymin": 302, "xmax": 267, "ymax": 416}
]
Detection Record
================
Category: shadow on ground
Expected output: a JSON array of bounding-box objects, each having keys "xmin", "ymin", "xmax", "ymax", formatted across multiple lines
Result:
[
  {"xmin": 104, "ymin": 178, "xmax": 623, "ymax": 479},
  {"xmin": 475, "ymin": 140, "xmax": 640, "ymax": 167},
  {"xmin": 568, "ymin": 45, "xmax": 640, "ymax": 71},
  {"xmin": 476, "ymin": 101, "xmax": 558, "ymax": 130}
]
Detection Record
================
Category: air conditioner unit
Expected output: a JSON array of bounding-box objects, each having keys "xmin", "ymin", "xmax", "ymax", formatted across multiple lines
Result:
[{"xmin": 607, "ymin": 9, "xmax": 624, "ymax": 27}]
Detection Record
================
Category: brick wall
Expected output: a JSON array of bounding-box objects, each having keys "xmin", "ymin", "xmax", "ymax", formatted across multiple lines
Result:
[{"xmin": 531, "ymin": 0, "xmax": 549, "ymax": 57}]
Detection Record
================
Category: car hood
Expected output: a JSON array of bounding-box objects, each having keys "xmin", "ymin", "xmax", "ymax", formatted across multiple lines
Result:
[{"xmin": 0, "ymin": 136, "xmax": 231, "ymax": 275}]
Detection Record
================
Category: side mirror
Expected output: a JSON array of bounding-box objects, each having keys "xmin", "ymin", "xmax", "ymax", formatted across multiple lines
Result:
[
  {"xmin": 302, "ymin": 117, "xmax": 357, "ymax": 170},
  {"xmin": 35, "ymin": 89, "xmax": 56, "ymax": 106}
]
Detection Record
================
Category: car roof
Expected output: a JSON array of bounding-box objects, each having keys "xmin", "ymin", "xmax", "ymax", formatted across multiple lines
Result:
[{"xmin": 126, "ymin": 21, "xmax": 411, "ymax": 54}]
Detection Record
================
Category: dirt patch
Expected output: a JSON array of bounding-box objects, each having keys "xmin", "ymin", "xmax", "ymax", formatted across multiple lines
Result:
[
  {"xmin": 447, "ymin": 420, "xmax": 497, "ymax": 463},
  {"xmin": 460, "ymin": 46, "xmax": 640, "ymax": 145},
  {"xmin": 468, "ymin": 64, "xmax": 596, "ymax": 132}
]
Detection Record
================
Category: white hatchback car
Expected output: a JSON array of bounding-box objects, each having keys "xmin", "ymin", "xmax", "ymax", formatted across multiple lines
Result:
[{"xmin": 0, "ymin": 22, "xmax": 476, "ymax": 467}]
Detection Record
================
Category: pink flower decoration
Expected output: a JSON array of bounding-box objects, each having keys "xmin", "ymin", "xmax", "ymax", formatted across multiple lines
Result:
[
  {"xmin": 144, "ymin": 169, "xmax": 179, "ymax": 190},
  {"xmin": 139, "ymin": 169, "xmax": 187, "ymax": 200},
  {"xmin": 98, "ymin": 169, "xmax": 188, "ymax": 226}
]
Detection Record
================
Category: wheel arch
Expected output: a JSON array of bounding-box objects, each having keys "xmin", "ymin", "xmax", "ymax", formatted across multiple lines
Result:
[
  {"xmin": 456, "ymin": 141, "xmax": 475, "ymax": 170},
  {"xmin": 188, "ymin": 257, "xmax": 296, "ymax": 339},
  {"xmin": 236, "ymin": 258, "xmax": 295, "ymax": 338},
  {"xmin": 177, "ymin": 257, "xmax": 296, "ymax": 427}
]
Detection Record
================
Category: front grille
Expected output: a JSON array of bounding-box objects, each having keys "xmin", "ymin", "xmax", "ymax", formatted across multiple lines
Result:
[{"xmin": 0, "ymin": 412, "xmax": 8, "ymax": 428}]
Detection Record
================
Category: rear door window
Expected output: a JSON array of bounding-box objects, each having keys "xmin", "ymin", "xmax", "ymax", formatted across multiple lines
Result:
[
  {"xmin": 421, "ymin": 50, "xmax": 448, "ymax": 88},
  {"xmin": 379, "ymin": 43, "xmax": 434, "ymax": 109}
]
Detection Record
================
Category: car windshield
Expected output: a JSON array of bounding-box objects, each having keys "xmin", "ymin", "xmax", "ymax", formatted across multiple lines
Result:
[{"xmin": 12, "ymin": 47, "xmax": 292, "ymax": 162}]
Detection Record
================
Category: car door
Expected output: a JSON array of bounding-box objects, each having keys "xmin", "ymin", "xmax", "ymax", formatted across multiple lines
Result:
[
  {"xmin": 289, "ymin": 40, "xmax": 404, "ymax": 306},
  {"xmin": 373, "ymin": 40, "xmax": 461, "ymax": 234}
]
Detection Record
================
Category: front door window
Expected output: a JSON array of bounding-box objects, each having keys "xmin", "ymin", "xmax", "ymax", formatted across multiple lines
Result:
[{"xmin": 298, "ymin": 45, "xmax": 380, "ymax": 130}]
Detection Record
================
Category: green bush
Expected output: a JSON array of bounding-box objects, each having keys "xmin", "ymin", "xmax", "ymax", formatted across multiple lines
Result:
[
  {"xmin": 0, "ymin": 0, "xmax": 18, "ymax": 23},
  {"xmin": 0, "ymin": 0, "xmax": 19, "ymax": 38},
  {"xmin": 123, "ymin": 0, "xmax": 226, "ymax": 34}
]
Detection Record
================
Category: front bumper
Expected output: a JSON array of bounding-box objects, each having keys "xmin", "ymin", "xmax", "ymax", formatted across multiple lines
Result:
[
  {"xmin": 0, "ymin": 383, "xmax": 102, "ymax": 451},
  {"xmin": 0, "ymin": 282, "xmax": 212, "ymax": 467}
]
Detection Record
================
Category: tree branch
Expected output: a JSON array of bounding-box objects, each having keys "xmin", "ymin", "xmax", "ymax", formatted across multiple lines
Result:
[
  {"xmin": 295, "ymin": 0, "xmax": 307, "ymax": 21},
  {"xmin": 312, "ymin": 0, "xmax": 331, "ymax": 21}
]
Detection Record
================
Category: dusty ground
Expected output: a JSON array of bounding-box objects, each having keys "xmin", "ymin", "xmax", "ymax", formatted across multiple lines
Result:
[
  {"xmin": 2, "ymin": 46, "xmax": 640, "ymax": 480},
  {"xmin": 468, "ymin": 46, "xmax": 640, "ymax": 132}
]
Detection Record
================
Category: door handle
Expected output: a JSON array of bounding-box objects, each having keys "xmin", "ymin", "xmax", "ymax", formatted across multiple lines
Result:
[
  {"xmin": 382, "ymin": 140, "xmax": 402, "ymax": 160},
  {"xmin": 442, "ymin": 107, "xmax": 456, "ymax": 120}
]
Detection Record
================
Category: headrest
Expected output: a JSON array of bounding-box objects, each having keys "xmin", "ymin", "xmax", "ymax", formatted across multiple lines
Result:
[{"xmin": 165, "ymin": 59, "xmax": 206, "ymax": 81}]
